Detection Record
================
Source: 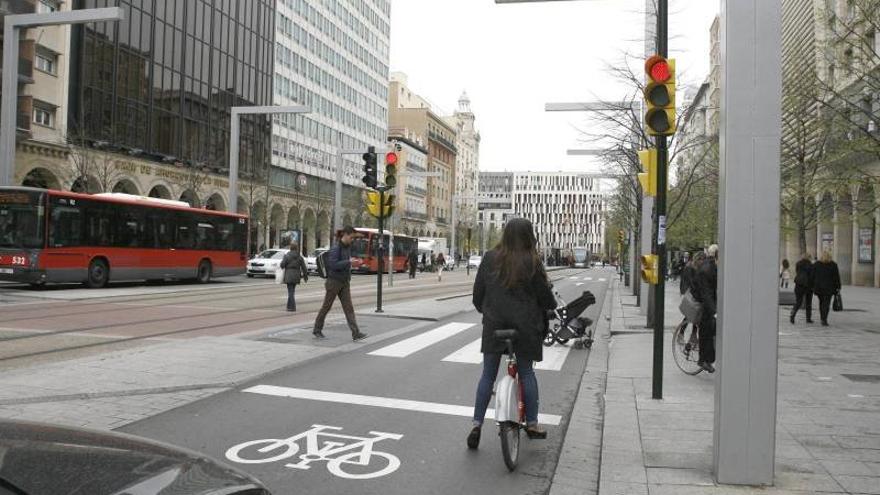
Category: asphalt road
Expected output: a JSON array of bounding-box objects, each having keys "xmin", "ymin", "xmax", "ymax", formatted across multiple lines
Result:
[{"xmin": 121, "ymin": 269, "xmax": 613, "ymax": 495}]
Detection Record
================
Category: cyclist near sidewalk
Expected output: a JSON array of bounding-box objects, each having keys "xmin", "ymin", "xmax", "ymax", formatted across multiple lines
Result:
[
  {"xmin": 467, "ymin": 218, "xmax": 557, "ymax": 449},
  {"xmin": 312, "ymin": 226, "xmax": 367, "ymax": 341},
  {"xmin": 692, "ymin": 245, "xmax": 718, "ymax": 373}
]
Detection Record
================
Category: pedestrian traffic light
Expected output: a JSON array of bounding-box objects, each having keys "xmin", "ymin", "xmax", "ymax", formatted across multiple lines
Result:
[
  {"xmin": 366, "ymin": 191, "xmax": 395, "ymax": 218},
  {"xmin": 641, "ymin": 254, "xmax": 659, "ymax": 285},
  {"xmin": 362, "ymin": 146, "xmax": 377, "ymax": 189},
  {"xmin": 384, "ymin": 151, "xmax": 398, "ymax": 188},
  {"xmin": 644, "ymin": 56, "xmax": 676, "ymax": 136},
  {"xmin": 638, "ymin": 148, "xmax": 658, "ymax": 197}
]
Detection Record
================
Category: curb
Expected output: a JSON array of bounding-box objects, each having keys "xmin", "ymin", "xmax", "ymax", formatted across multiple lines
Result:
[{"xmin": 548, "ymin": 278, "xmax": 614, "ymax": 495}]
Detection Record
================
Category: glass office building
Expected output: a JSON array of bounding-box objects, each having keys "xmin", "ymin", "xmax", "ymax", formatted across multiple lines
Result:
[{"xmin": 68, "ymin": 0, "xmax": 274, "ymax": 174}]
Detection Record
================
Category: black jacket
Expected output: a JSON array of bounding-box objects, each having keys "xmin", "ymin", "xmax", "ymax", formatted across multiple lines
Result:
[
  {"xmin": 679, "ymin": 264, "xmax": 697, "ymax": 295},
  {"xmin": 793, "ymin": 259, "xmax": 813, "ymax": 288},
  {"xmin": 811, "ymin": 261, "xmax": 840, "ymax": 296},
  {"xmin": 692, "ymin": 258, "xmax": 718, "ymax": 315},
  {"xmin": 327, "ymin": 243, "xmax": 352, "ymax": 282},
  {"xmin": 472, "ymin": 250, "xmax": 556, "ymax": 363},
  {"xmin": 280, "ymin": 251, "xmax": 308, "ymax": 285}
]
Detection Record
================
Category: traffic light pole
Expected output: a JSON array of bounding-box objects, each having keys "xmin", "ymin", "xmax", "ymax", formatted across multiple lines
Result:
[
  {"xmin": 651, "ymin": 0, "xmax": 668, "ymax": 401},
  {"xmin": 376, "ymin": 187, "xmax": 385, "ymax": 313}
]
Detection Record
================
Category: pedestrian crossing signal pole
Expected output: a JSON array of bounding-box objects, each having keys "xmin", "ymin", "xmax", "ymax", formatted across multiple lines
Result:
[
  {"xmin": 643, "ymin": 0, "xmax": 674, "ymax": 400},
  {"xmin": 376, "ymin": 188, "xmax": 385, "ymax": 313}
]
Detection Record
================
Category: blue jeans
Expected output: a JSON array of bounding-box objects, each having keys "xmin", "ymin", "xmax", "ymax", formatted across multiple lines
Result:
[
  {"xmin": 473, "ymin": 353, "xmax": 539, "ymax": 427},
  {"xmin": 286, "ymin": 283, "xmax": 297, "ymax": 310}
]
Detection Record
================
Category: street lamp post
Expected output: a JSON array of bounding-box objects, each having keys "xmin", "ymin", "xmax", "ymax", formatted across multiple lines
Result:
[{"xmin": 1, "ymin": 7, "xmax": 125, "ymax": 186}]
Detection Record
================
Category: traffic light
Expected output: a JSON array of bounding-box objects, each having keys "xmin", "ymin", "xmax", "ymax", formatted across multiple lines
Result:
[
  {"xmin": 640, "ymin": 254, "xmax": 659, "ymax": 285},
  {"xmin": 362, "ymin": 146, "xmax": 377, "ymax": 189},
  {"xmin": 617, "ymin": 229, "xmax": 625, "ymax": 244},
  {"xmin": 366, "ymin": 191, "xmax": 395, "ymax": 218},
  {"xmin": 384, "ymin": 151, "xmax": 398, "ymax": 188},
  {"xmin": 644, "ymin": 56, "xmax": 676, "ymax": 136},
  {"xmin": 638, "ymin": 148, "xmax": 658, "ymax": 197}
]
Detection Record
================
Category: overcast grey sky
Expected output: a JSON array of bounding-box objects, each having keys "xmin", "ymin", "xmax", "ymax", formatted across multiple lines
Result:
[{"xmin": 389, "ymin": 0, "xmax": 720, "ymax": 173}]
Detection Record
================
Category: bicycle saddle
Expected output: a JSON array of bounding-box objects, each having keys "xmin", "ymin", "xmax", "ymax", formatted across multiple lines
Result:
[{"xmin": 494, "ymin": 329, "xmax": 518, "ymax": 341}]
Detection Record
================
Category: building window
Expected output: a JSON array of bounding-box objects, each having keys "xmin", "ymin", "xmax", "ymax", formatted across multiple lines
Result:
[
  {"xmin": 35, "ymin": 51, "xmax": 57, "ymax": 75},
  {"xmin": 37, "ymin": 0, "xmax": 59, "ymax": 13},
  {"xmin": 34, "ymin": 106, "xmax": 54, "ymax": 127}
]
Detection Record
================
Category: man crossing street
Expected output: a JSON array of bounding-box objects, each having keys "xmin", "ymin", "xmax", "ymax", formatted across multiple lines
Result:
[{"xmin": 313, "ymin": 226, "xmax": 367, "ymax": 341}]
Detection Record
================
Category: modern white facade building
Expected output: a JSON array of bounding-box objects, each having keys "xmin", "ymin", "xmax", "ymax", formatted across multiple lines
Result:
[
  {"xmin": 477, "ymin": 171, "xmax": 607, "ymax": 257},
  {"xmin": 513, "ymin": 172, "xmax": 607, "ymax": 256},
  {"xmin": 271, "ymin": 0, "xmax": 391, "ymax": 250}
]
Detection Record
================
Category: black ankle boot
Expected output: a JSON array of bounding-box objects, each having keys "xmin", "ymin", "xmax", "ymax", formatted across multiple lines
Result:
[{"xmin": 467, "ymin": 426, "xmax": 481, "ymax": 449}]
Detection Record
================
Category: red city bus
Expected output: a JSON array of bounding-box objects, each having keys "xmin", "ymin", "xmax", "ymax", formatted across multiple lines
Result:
[
  {"xmin": 0, "ymin": 187, "xmax": 248, "ymax": 288},
  {"xmin": 349, "ymin": 228, "xmax": 418, "ymax": 274}
]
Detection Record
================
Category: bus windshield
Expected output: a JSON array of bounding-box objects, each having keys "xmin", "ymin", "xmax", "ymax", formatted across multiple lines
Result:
[
  {"xmin": 0, "ymin": 191, "xmax": 44, "ymax": 249},
  {"xmin": 573, "ymin": 248, "xmax": 588, "ymax": 263}
]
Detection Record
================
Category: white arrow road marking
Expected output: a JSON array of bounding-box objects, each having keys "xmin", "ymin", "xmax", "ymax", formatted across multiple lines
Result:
[
  {"xmin": 368, "ymin": 322, "xmax": 475, "ymax": 358},
  {"xmin": 442, "ymin": 338, "xmax": 571, "ymax": 371},
  {"xmin": 243, "ymin": 385, "xmax": 563, "ymax": 426}
]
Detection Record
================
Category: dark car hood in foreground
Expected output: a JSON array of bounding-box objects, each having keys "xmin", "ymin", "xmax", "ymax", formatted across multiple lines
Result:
[{"xmin": 0, "ymin": 420, "xmax": 269, "ymax": 495}]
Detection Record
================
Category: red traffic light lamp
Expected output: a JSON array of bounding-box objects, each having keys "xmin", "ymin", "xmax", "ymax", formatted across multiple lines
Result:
[{"xmin": 385, "ymin": 151, "xmax": 398, "ymax": 166}]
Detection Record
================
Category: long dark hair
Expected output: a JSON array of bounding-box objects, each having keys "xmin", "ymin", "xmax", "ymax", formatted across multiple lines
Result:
[{"xmin": 494, "ymin": 218, "xmax": 544, "ymax": 289}]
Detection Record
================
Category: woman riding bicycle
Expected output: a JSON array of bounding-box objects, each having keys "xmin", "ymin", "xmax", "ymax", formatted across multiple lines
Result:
[{"xmin": 467, "ymin": 218, "xmax": 556, "ymax": 449}]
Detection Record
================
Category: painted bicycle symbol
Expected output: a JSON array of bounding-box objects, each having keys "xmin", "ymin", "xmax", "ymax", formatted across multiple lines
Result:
[{"xmin": 225, "ymin": 424, "xmax": 403, "ymax": 480}]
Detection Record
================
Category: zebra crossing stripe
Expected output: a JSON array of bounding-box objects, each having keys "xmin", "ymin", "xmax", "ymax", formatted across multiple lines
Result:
[
  {"xmin": 442, "ymin": 338, "xmax": 571, "ymax": 371},
  {"xmin": 368, "ymin": 322, "xmax": 476, "ymax": 358}
]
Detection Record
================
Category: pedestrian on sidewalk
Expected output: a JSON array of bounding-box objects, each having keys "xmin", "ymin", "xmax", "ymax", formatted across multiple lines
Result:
[
  {"xmin": 466, "ymin": 218, "xmax": 556, "ymax": 449},
  {"xmin": 312, "ymin": 226, "xmax": 367, "ymax": 341},
  {"xmin": 692, "ymin": 245, "xmax": 718, "ymax": 373},
  {"xmin": 436, "ymin": 252, "xmax": 445, "ymax": 282},
  {"xmin": 812, "ymin": 251, "xmax": 841, "ymax": 327},
  {"xmin": 679, "ymin": 252, "xmax": 705, "ymax": 295},
  {"xmin": 407, "ymin": 247, "xmax": 418, "ymax": 279},
  {"xmin": 280, "ymin": 241, "xmax": 308, "ymax": 312},
  {"xmin": 780, "ymin": 258, "xmax": 791, "ymax": 289},
  {"xmin": 420, "ymin": 252, "xmax": 427, "ymax": 273},
  {"xmin": 790, "ymin": 253, "xmax": 815, "ymax": 324}
]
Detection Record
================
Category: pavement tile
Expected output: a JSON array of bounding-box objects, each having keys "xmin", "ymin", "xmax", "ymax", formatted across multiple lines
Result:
[
  {"xmin": 646, "ymin": 467, "xmax": 716, "ymax": 486},
  {"xmin": 817, "ymin": 460, "xmax": 875, "ymax": 477},
  {"xmin": 601, "ymin": 481, "xmax": 649, "ymax": 495},
  {"xmin": 832, "ymin": 475, "xmax": 880, "ymax": 494},
  {"xmin": 773, "ymin": 472, "xmax": 845, "ymax": 492}
]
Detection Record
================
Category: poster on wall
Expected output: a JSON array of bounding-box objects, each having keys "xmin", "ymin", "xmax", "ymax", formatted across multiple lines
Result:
[
  {"xmin": 858, "ymin": 228, "xmax": 874, "ymax": 263},
  {"xmin": 280, "ymin": 229, "xmax": 301, "ymax": 249},
  {"xmin": 821, "ymin": 233, "xmax": 834, "ymax": 255}
]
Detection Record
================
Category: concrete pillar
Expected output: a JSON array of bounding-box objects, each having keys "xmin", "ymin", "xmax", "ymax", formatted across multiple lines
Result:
[
  {"xmin": 833, "ymin": 198, "xmax": 853, "ymax": 285},
  {"xmin": 714, "ymin": 0, "xmax": 782, "ymax": 485}
]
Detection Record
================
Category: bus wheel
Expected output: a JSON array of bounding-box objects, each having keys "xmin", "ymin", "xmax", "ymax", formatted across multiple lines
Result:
[
  {"xmin": 197, "ymin": 260, "xmax": 212, "ymax": 284},
  {"xmin": 86, "ymin": 259, "xmax": 109, "ymax": 289}
]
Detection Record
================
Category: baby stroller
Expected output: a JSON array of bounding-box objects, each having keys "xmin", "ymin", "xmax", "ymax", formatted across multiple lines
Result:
[{"xmin": 544, "ymin": 290, "xmax": 596, "ymax": 349}]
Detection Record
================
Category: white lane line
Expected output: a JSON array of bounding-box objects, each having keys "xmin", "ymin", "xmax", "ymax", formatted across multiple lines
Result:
[
  {"xmin": 368, "ymin": 322, "xmax": 476, "ymax": 358},
  {"xmin": 576, "ymin": 282, "xmax": 585, "ymax": 287},
  {"xmin": 585, "ymin": 277, "xmax": 593, "ymax": 281},
  {"xmin": 442, "ymin": 338, "xmax": 483, "ymax": 364},
  {"xmin": 243, "ymin": 384, "xmax": 562, "ymax": 426},
  {"xmin": 599, "ymin": 278, "xmax": 607, "ymax": 282},
  {"xmin": 569, "ymin": 276, "xmax": 579, "ymax": 280},
  {"xmin": 443, "ymin": 338, "xmax": 570, "ymax": 371},
  {"xmin": 536, "ymin": 344, "xmax": 571, "ymax": 371}
]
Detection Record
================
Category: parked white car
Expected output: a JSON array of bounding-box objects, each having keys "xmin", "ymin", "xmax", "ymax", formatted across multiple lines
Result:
[
  {"xmin": 468, "ymin": 255, "xmax": 482, "ymax": 270},
  {"xmin": 246, "ymin": 249, "xmax": 289, "ymax": 278},
  {"xmin": 304, "ymin": 248, "xmax": 330, "ymax": 274}
]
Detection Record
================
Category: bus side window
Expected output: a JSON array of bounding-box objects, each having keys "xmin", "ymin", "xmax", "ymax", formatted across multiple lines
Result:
[
  {"xmin": 83, "ymin": 201, "xmax": 112, "ymax": 246},
  {"xmin": 50, "ymin": 206, "xmax": 82, "ymax": 247},
  {"xmin": 153, "ymin": 212, "xmax": 174, "ymax": 249},
  {"xmin": 175, "ymin": 215, "xmax": 196, "ymax": 250}
]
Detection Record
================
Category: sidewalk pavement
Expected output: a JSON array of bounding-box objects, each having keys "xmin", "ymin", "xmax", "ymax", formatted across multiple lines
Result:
[{"xmin": 596, "ymin": 280, "xmax": 880, "ymax": 494}]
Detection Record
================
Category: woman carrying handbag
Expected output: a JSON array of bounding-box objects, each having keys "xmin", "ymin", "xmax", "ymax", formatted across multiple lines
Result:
[
  {"xmin": 280, "ymin": 241, "xmax": 308, "ymax": 312},
  {"xmin": 811, "ymin": 251, "xmax": 841, "ymax": 327}
]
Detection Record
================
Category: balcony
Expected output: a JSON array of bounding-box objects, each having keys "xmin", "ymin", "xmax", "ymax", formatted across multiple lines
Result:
[
  {"xmin": 0, "ymin": 0, "xmax": 37, "ymax": 16},
  {"xmin": 404, "ymin": 210, "xmax": 428, "ymax": 221},
  {"xmin": 406, "ymin": 184, "xmax": 428, "ymax": 196},
  {"xmin": 16, "ymin": 94, "xmax": 31, "ymax": 137},
  {"xmin": 428, "ymin": 130, "xmax": 457, "ymax": 153}
]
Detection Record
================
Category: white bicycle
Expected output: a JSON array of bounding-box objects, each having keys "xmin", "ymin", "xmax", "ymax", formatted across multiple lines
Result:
[{"xmin": 226, "ymin": 424, "xmax": 403, "ymax": 480}]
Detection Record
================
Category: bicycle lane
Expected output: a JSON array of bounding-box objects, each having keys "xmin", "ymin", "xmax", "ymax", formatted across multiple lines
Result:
[{"xmin": 119, "ymin": 274, "xmax": 610, "ymax": 495}]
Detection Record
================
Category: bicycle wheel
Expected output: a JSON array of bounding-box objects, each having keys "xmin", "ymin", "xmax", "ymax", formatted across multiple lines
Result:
[
  {"xmin": 499, "ymin": 422, "xmax": 520, "ymax": 471},
  {"xmin": 225, "ymin": 438, "xmax": 299, "ymax": 464},
  {"xmin": 327, "ymin": 450, "xmax": 401, "ymax": 480},
  {"xmin": 671, "ymin": 319, "xmax": 703, "ymax": 375}
]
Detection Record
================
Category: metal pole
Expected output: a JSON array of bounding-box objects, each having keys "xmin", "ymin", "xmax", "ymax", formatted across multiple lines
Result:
[
  {"xmin": 467, "ymin": 227, "xmax": 472, "ymax": 276},
  {"xmin": 714, "ymin": 0, "xmax": 782, "ymax": 484},
  {"xmin": 650, "ymin": 0, "xmax": 668, "ymax": 401},
  {"xmin": 0, "ymin": 21, "xmax": 19, "ymax": 186},
  {"xmin": 334, "ymin": 138, "xmax": 343, "ymax": 235},
  {"xmin": 451, "ymin": 195, "xmax": 458, "ymax": 262},
  {"xmin": 376, "ymin": 188, "xmax": 385, "ymax": 313},
  {"xmin": 228, "ymin": 111, "xmax": 240, "ymax": 213}
]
